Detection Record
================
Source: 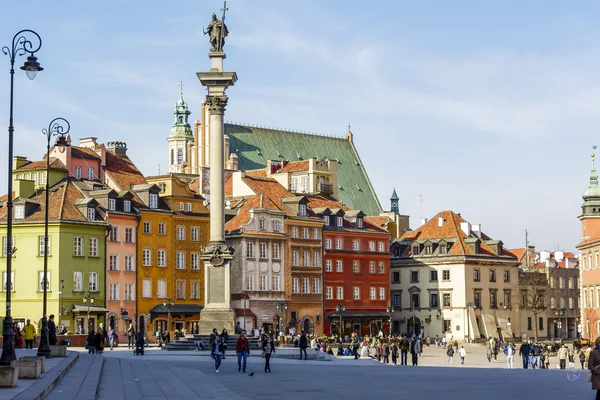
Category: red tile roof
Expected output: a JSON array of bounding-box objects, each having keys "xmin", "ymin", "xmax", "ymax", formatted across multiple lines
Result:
[
  {"xmin": 510, "ymin": 248, "xmax": 526, "ymax": 261},
  {"xmin": 104, "ymin": 151, "xmax": 147, "ymax": 191},
  {"xmin": 15, "ymin": 158, "xmax": 66, "ymax": 171},
  {"xmin": 245, "ymin": 169, "xmax": 267, "ymax": 177},
  {"xmin": 365, "ymin": 216, "xmax": 392, "ymax": 228},
  {"xmin": 71, "ymin": 146, "xmax": 101, "ymax": 160},
  {"xmin": 280, "ymin": 160, "xmax": 309, "ymax": 173}
]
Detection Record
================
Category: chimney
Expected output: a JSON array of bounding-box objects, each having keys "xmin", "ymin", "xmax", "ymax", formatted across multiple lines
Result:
[
  {"xmin": 13, "ymin": 156, "xmax": 28, "ymax": 170},
  {"xmin": 14, "ymin": 179, "xmax": 35, "ymax": 199},
  {"xmin": 420, "ymin": 218, "xmax": 428, "ymax": 226},
  {"xmin": 555, "ymin": 251, "xmax": 564, "ymax": 262},
  {"xmin": 472, "ymin": 223, "xmax": 481, "ymax": 238},
  {"xmin": 460, "ymin": 222, "xmax": 471, "ymax": 235},
  {"xmin": 79, "ymin": 137, "xmax": 98, "ymax": 149},
  {"xmin": 106, "ymin": 141, "xmax": 128, "ymax": 157},
  {"xmin": 438, "ymin": 216, "xmax": 444, "ymax": 227}
]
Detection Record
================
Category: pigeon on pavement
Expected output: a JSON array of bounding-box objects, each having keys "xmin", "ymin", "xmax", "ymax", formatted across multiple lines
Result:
[{"xmin": 248, "ymin": 372, "xmax": 254, "ymax": 376}]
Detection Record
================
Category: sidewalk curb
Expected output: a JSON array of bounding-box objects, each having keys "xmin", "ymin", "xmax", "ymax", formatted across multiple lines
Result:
[
  {"xmin": 13, "ymin": 351, "xmax": 79, "ymax": 400},
  {"xmin": 76, "ymin": 355, "xmax": 104, "ymax": 400}
]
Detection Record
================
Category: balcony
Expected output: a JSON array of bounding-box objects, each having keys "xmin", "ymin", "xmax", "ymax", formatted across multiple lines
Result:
[{"xmin": 317, "ymin": 182, "xmax": 333, "ymax": 195}]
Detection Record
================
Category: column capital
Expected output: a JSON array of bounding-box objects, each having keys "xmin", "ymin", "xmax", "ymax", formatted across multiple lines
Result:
[{"xmin": 205, "ymin": 95, "xmax": 228, "ymax": 115}]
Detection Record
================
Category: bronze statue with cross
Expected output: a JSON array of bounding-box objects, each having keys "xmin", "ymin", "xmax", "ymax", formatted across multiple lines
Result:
[{"xmin": 204, "ymin": 1, "xmax": 229, "ymax": 52}]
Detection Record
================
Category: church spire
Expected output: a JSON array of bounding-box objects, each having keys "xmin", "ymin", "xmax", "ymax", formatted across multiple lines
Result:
[
  {"xmin": 581, "ymin": 151, "xmax": 600, "ymax": 217},
  {"xmin": 390, "ymin": 188, "xmax": 399, "ymax": 214},
  {"xmin": 167, "ymin": 83, "xmax": 194, "ymax": 173}
]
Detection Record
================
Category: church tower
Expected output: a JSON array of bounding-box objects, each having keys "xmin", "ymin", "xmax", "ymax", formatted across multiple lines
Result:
[
  {"xmin": 580, "ymin": 153, "xmax": 600, "ymax": 240},
  {"xmin": 167, "ymin": 83, "xmax": 193, "ymax": 173},
  {"xmin": 390, "ymin": 188, "xmax": 399, "ymax": 214}
]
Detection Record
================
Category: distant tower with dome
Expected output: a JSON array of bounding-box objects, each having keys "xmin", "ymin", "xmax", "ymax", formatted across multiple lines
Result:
[{"xmin": 167, "ymin": 83, "xmax": 193, "ymax": 173}]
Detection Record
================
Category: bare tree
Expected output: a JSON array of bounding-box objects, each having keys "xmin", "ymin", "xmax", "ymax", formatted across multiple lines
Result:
[{"xmin": 517, "ymin": 269, "xmax": 549, "ymax": 342}]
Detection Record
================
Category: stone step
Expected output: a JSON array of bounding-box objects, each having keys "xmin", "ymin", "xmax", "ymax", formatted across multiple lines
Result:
[{"xmin": 45, "ymin": 353, "xmax": 104, "ymax": 400}]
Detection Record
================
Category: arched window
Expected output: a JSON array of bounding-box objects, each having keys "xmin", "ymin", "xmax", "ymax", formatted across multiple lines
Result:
[
  {"xmin": 178, "ymin": 116, "xmax": 183, "ymax": 123},
  {"xmin": 177, "ymin": 148, "xmax": 183, "ymax": 164},
  {"xmin": 170, "ymin": 149, "xmax": 174, "ymax": 165}
]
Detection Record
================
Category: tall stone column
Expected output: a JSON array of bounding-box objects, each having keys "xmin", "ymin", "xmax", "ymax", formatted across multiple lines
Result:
[{"xmin": 197, "ymin": 50, "xmax": 237, "ymax": 334}]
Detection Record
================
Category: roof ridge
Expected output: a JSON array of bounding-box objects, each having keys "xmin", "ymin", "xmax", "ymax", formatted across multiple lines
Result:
[
  {"xmin": 347, "ymin": 137, "xmax": 383, "ymax": 212},
  {"xmin": 58, "ymin": 180, "xmax": 68, "ymax": 220},
  {"xmin": 448, "ymin": 211, "xmax": 468, "ymax": 254},
  {"xmin": 226, "ymin": 121, "xmax": 345, "ymax": 140}
]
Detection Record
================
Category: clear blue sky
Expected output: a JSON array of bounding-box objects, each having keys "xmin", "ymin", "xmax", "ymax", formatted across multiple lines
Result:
[{"xmin": 1, "ymin": 0, "xmax": 597, "ymax": 252}]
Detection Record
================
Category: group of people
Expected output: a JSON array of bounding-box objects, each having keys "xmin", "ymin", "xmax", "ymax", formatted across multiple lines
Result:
[
  {"xmin": 210, "ymin": 328, "xmax": 251, "ymax": 373},
  {"xmin": 85, "ymin": 323, "xmax": 119, "ymax": 354},
  {"xmin": 10, "ymin": 315, "xmax": 59, "ymax": 349},
  {"xmin": 515, "ymin": 340, "xmax": 586, "ymax": 370}
]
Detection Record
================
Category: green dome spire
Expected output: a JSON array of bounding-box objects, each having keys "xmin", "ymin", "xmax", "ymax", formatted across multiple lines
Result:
[
  {"xmin": 169, "ymin": 81, "xmax": 192, "ymax": 139},
  {"xmin": 583, "ymin": 153, "xmax": 600, "ymax": 199}
]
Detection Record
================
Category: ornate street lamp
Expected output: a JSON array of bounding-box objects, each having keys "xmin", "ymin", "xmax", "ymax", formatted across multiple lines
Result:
[
  {"xmin": 336, "ymin": 303, "xmax": 345, "ymax": 340},
  {"xmin": 0, "ymin": 30, "xmax": 43, "ymax": 366},
  {"xmin": 37, "ymin": 118, "xmax": 69, "ymax": 358},
  {"xmin": 163, "ymin": 298, "xmax": 175, "ymax": 333},
  {"xmin": 83, "ymin": 291, "xmax": 95, "ymax": 332},
  {"xmin": 386, "ymin": 305, "xmax": 396, "ymax": 336}
]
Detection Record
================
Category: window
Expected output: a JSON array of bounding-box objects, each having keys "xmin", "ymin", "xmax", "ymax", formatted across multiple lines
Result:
[
  {"xmin": 299, "ymin": 176, "xmax": 308, "ymax": 193},
  {"xmin": 440, "ymin": 244, "xmax": 447, "ymax": 254},
  {"xmin": 125, "ymin": 284, "xmax": 134, "ymax": 301},
  {"xmin": 39, "ymin": 172, "xmax": 45, "ymax": 185},
  {"xmin": 522, "ymin": 291, "xmax": 528, "ymax": 308},
  {"xmin": 324, "ymin": 216, "xmax": 330, "ymax": 226},
  {"xmin": 2, "ymin": 272, "xmax": 14, "ymax": 292},
  {"xmin": 87, "ymin": 167, "xmax": 94, "ymax": 180},
  {"xmin": 38, "ymin": 271, "xmax": 50, "ymax": 291},
  {"xmin": 14, "ymin": 205, "xmax": 24, "ymax": 219},
  {"xmin": 110, "ymin": 226, "xmax": 119, "ymax": 242},
  {"xmin": 290, "ymin": 178, "xmax": 298, "ymax": 192},
  {"xmin": 176, "ymin": 252, "xmax": 185, "ymax": 269},
  {"xmin": 430, "ymin": 292, "xmax": 439, "ymax": 308},
  {"xmin": 108, "ymin": 198, "xmax": 116, "ymax": 211},
  {"xmin": 442, "ymin": 270, "xmax": 450, "ymax": 281},
  {"xmin": 179, "ymin": 202, "xmax": 184, "ymax": 211},
  {"xmin": 292, "ymin": 251, "xmax": 299, "ymax": 266},
  {"xmin": 149, "ymin": 194, "xmax": 158, "ymax": 209},
  {"xmin": 273, "ymin": 220, "xmax": 280, "ymax": 232},
  {"xmin": 191, "ymin": 281, "xmax": 200, "ymax": 299},
  {"xmin": 87, "ymin": 208, "xmax": 95, "ymax": 221},
  {"xmin": 246, "ymin": 242, "xmax": 255, "ymax": 258},
  {"xmin": 353, "ymin": 261, "xmax": 360, "ymax": 273},
  {"xmin": 109, "ymin": 255, "xmax": 119, "ymax": 271},
  {"xmin": 411, "ymin": 293, "xmax": 420, "ymax": 308},
  {"xmin": 325, "ymin": 239, "xmax": 332, "ymax": 249},
  {"xmin": 2, "ymin": 237, "xmax": 14, "ymax": 257},
  {"xmin": 260, "ymin": 275, "xmax": 268, "ymax": 291},
  {"xmin": 75, "ymin": 166, "xmax": 82, "ymax": 179},
  {"xmin": 313, "ymin": 251, "xmax": 319, "ymax": 267},
  {"xmin": 569, "ymin": 297, "xmax": 575, "ymax": 309},
  {"xmin": 124, "ymin": 200, "xmax": 131, "ymax": 212},
  {"xmin": 176, "ymin": 281, "xmax": 185, "ymax": 299},
  {"xmin": 568, "ymin": 277, "xmax": 574, "ymax": 289},
  {"xmin": 248, "ymin": 275, "xmax": 256, "ymax": 291},
  {"xmin": 273, "ymin": 276, "xmax": 280, "ymax": 292},
  {"xmin": 125, "ymin": 227, "xmax": 133, "ymax": 243},
  {"xmin": 313, "ymin": 278, "xmax": 320, "ymax": 294},
  {"xmin": 326, "ymin": 287, "xmax": 333, "ymax": 300},
  {"xmin": 356, "ymin": 218, "xmax": 364, "ymax": 228},
  {"xmin": 325, "ymin": 260, "xmax": 332, "ymax": 272},
  {"xmin": 124, "ymin": 255, "xmax": 133, "ymax": 271},
  {"xmin": 352, "ymin": 240, "xmax": 360, "ymax": 251},
  {"xmin": 369, "ymin": 262, "xmax": 376, "ymax": 274},
  {"xmin": 191, "ymin": 253, "xmax": 200, "ymax": 270},
  {"xmin": 425, "ymin": 246, "xmax": 432, "ymax": 255},
  {"xmin": 370, "ymin": 287, "xmax": 377, "ymax": 300},
  {"xmin": 259, "ymin": 219, "xmax": 266, "ymax": 231},
  {"xmin": 504, "ymin": 270, "xmax": 511, "ymax": 283},
  {"xmin": 443, "ymin": 293, "xmax": 451, "ymax": 307},
  {"xmin": 89, "ymin": 272, "xmax": 98, "ymax": 291},
  {"xmin": 302, "ymin": 251, "xmax": 310, "ymax": 267},
  {"xmin": 504, "ymin": 290, "xmax": 512, "ymax": 307},
  {"xmin": 490, "ymin": 290, "xmax": 497, "ymax": 308},
  {"xmin": 158, "ymin": 249, "xmax": 166, "ymax": 267},
  {"xmin": 302, "ymin": 278, "xmax": 310, "ymax": 293},
  {"xmin": 291, "ymin": 227, "xmax": 298, "ymax": 238},
  {"xmin": 177, "ymin": 226, "xmax": 185, "ymax": 240},
  {"xmin": 158, "ymin": 222, "xmax": 166, "ymax": 235},
  {"xmin": 392, "ymin": 271, "xmax": 400, "ymax": 283},
  {"xmin": 336, "ymin": 239, "xmax": 343, "ymax": 249},
  {"xmin": 313, "ymin": 228, "xmax": 319, "ymax": 240},
  {"xmin": 191, "ymin": 227, "xmax": 199, "ymax": 241},
  {"xmin": 292, "ymin": 278, "xmax": 299, "ymax": 293},
  {"xmin": 110, "ymin": 283, "xmax": 119, "ymax": 301},
  {"xmin": 393, "ymin": 294, "xmax": 401, "ymax": 308},
  {"xmin": 443, "ymin": 320, "xmax": 452, "ymax": 333},
  {"xmin": 337, "ymin": 287, "xmax": 344, "ymax": 299},
  {"xmin": 379, "ymin": 287, "xmax": 386, "ymax": 300},
  {"xmin": 369, "ymin": 242, "xmax": 376, "ymax": 251},
  {"xmin": 430, "ymin": 270, "xmax": 438, "ymax": 282},
  {"xmin": 353, "ymin": 287, "xmax": 360, "ymax": 300},
  {"xmin": 527, "ymin": 317, "xmax": 532, "ymax": 331},
  {"xmin": 560, "ymin": 277, "xmax": 566, "ymax": 289},
  {"xmin": 259, "ymin": 243, "xmax": 268, "ymax": 259},
  {"xmin": 412, "ymin": 245, "xmax": 419, "ymax": 255},
  {"xmin": 272, "ymin": 243, "xmax": 280, "ymax": 260},
  {"xmin": 336, "ymin": 260, "xmax": 343, "ymax": 272},
  {"xmin": 336, "ymin": 216, "xmax": 343, "ymax": 227},
  {"xmin": 73, "ymin": 272, "xmax": 83, "ymax": 292},
  {"xmin": 32, "ymin": 173, "xmax": 37, "ymax": 182},
  {"xmin": 73, "ymin": 237, "xmax": 83, "ymax": 256},
  {"xmin": 539, "ymin": 317, "xmax": 544, "ymax": 331},
  {"xmin": 379, "ymin": 242, "xmax": 385, "ymax": 252},
  {"xmin": 38, "ymin": 235, "xmax": 50, "ymax": 256},
  {"xmin": 489, "ymin": 269, "xmax": 496, "ymax": 282},
  {"xmin": 154, "ymin": 279, "xmax": 164, "ymax": 298},
  {"xmin": 473, "ymin": 269, "xmax": 480, "ymax": 282},
  {"xmin": 411, "ymin": 271, "xmax": 419, "ymax": 283},
  {"xmin": 142, "ymin": 249, "xmax": 152, "ymax": 266},
  {"xmin": 302, "ymin": 228, "xmax": 309, "ymax": 239},
  {"xmin": 143, "ymin": 279, "xmax": 152, "ymax": 298},
  {"xmin": 474, "ymin": 291, "xmax": 481, "ymax": 308},
  {"xmin": 143, "ymin": 221, "xmax": 151, "ymax": 234}
]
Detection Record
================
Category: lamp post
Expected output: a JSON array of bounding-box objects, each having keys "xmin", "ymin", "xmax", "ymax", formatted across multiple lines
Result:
[
  {"xmin": 386, "ymin": 305, "xmax": 395, "ymax": 336},
  {"xmin": 241, "ymin": 290, "xmax": 246, "ymax": 331},
  {"xmin": 37, "ymin": 118, "xmax": 70, "ymax": 358},
  {"xmin": 276, "ymin": 301, "xmax": 287, "ymax": 337},
  {"xmin": 83, "ymin": 291, "xmax": 95, "ymax": 332},
  {"xmin": 163, "ymin": 298, "xmax": 175, "ymax": 333},
  {"xmin": 336, "ymin": 303, "xmax": 345, "ymax": 340},
  {"xmin": 0, "ymin": 29, "xmax": 43, "ymax": 366}
]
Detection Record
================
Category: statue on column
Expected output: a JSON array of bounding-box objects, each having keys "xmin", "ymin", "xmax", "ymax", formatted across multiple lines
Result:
[{"xmin": 204, "ymin": 13, "xmax": 228, "ymax": 52}]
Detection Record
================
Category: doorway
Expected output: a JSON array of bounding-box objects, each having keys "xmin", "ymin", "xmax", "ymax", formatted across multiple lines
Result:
[{"xmin": 407, "ymin": 317, "xmax": 421, "ymax": 336}]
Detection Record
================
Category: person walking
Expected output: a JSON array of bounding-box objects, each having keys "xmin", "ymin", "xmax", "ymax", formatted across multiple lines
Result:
[
  {"xmin": 447, "ymin": 345, "xmax": 454, "ymax": 364},
  {"xmin": 22, "ymin": 319, "xmax": 36, "ymax": 349},
  {"xmin": 505, "ymin": 343, "xmax": 515, "ymax": 369},
  {"xmin": 262, "ymin": 334, "xmax": 275, "ymax": 373},
  {"xmin": 221, "ymin": 328, "xmax": 229, "ymax": 359},
  {"xmin": 299, "ymin": 331, "xmax": 308, "ymax": 360},
  {"xmin": 410, "ymin": 335, "xmax": 421, "ymax": 366},
  {"xmin": 351, "ymin": 333, "xmax": 360, "ymax": 359},
  {"xmin": 211, "ymin": 335, "xmax": 224, "ymax": 373},
  {"xmin": 486, "ymin": 347, "xmax": 492, "ymax": 363},
  {"xmin": 400, "ymin": 336, "xmax": 409, "ymax": 366},
  {"xmin": 581, "ymin": 351, "xmax": 587, "ymax": 370},
  {"xmin": 86, "ymin": 329, "xmax": 96, "ymax": 354},
  {"xmin": 519, "ymin": 340, "xmax": 531, "ymax": 369},
  {"xmin": 95, "ymin": 329, "xmax": 104, "ymax": 354},
  {"xmin": 236, "ymin": 330, "xmax": 251, "ymax": 373},
  {"xmin": 587, "ymin": 337, "xmax": 600, "ymax": 400},
  {"xmin": 383, "ymin": 343, "xmax": 390, "ymax": 364},
  {"xmin": 127, "ymin": 323, "xmax": 136, "ymax": 349},
  {"xmin": 459, "ymin": 346, "xmax": 466, "ymax": 364},
  {"xmin": 442, "ymin": 337, "xmax": 447, "ymax": 349},
  {"xmin": 568, "ymin": 349, "xmax": 575, "ymax": 369},
  {"xmin": 391, "ymin": 342, "xmax": 398, "ymax": 365},
  {"xmin": 108, "ymin": 327, "xmax": 116, "ymax": 350},
  {"xmin": 558, "ymin": 344, "xmax": 568, "ymax": 370},
  {"xmin": 48, "ymin": 314, "xmax": 58, "ymax": 346}
]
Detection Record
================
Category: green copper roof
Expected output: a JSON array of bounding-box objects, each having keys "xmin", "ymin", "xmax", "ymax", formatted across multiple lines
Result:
[
  {"xmin": 224, "ymin": 124, "xmax": 382, "ymax": 215},
  {"xmin": 391, "ymin": 188, "xmax": 399, "ymax": 201},
  {"xmin": 168, "ymin": 91, "xmax": 192, "ymax": 140}
]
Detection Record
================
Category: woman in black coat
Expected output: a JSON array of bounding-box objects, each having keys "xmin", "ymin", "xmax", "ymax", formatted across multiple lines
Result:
[
  {"xmin": 86, "ymin": 330, "xmax": 96, "ymax": 354},
  {"xmin": 588, "ymin": 336, "xmax": 600, "ymax": 399}
]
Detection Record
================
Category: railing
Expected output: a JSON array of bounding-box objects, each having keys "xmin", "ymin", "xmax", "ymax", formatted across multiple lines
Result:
[{"xmin": 317, "ymin": 182, "xmax": 333, "ymax": 194}]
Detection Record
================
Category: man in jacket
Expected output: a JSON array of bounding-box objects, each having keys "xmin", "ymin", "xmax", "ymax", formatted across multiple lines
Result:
[
  {"xmin": 22, "ymin": 319, "xmax": 36, "ymax": 349},
  {"xmin": 519, "ymin": 340, "xmax": 531, "ymax": 369},
  {"xmin": 558, "ymin": 344, "xmax": 568, "ymax": 370},
  {"xmin": 410, "ymin": 335, "xmax": 421, "ymax": 366},
  {"xmin": 235, "ymin": 330, "xmax": 251, "ymax": 372},
  {"xmin": 299, "ymin": 331, "xmax": 308, "ymax": 360},
  {"xmin": 400, "ymin": 336, "xmax": 409, "ymax": 365},
  {"xmin": 532, "ymin": 343, "xmax": 542, "ymax": 369},
  {"xmin": 48, "ymin": 314, "xmax": 58, "ymax": 345}
]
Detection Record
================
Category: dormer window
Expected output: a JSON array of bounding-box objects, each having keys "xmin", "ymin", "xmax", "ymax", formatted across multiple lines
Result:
[
  {"xmin": 299, "ymin": 204, "xmax": 307, "ymax": 216},
  {"xmin": 336, "ymin": 216, "xmax": 343, "ymax": 227},
  {"xmin": 324, "ymin": 216, "xmax": 330, "ymax": 226},
  {"xmin": 412, "ymin": 245, "xmax": 419, "ymax": 255},
  {"xmin": 259, "ymin": 219, "xmax": 266, "ymax": 231},
  {"xmin": 108, "ymin": 198, "xmax": 116, "ymax": 211},
  {"xmin": 356, "ymin": 217, "xmax": 364, "ymax": 228},
  {"xmin": 87, "ymin": 208, "xmax": 95, "ymax": 221},
  {"xmin": 159, "ymin": 183, "xmax": 166, "ymax": 193},
  {"xmin": 273, "ymin": 220, "xmax": 280, "ymax": 232},
  {"xmin": 475, "ymin": 242, "xmax": 481, "ymax": 254},
  {"xmin": 14, "ymin": 205, "xmax": 24, "ymax": 219},
  {"xmin": 75, "ymin": 166, "xmax": 82, "ymax": 180},
  {"xmin": 425, "ymin": 246, "xmax": 432, "ymax": 255},
  {"xmin": 87, "ymin": 167, "xmax": 94, "ymax": 180},
  {"xmin": 149, "ymin": 194, "xmax": 158, "ymax": 209},
  {"xmin": 498, "ymin": 243, "xmax": 503, "ymax": 255},
  {"xmin": 123, "ymin": 200, "xmax": 131, "ymax": 212}
]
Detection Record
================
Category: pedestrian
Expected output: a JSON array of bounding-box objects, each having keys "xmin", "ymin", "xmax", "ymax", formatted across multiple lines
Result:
[
  {"xmin": 127, "ymin": 323, "xmax": 136, "ymax": 349},
  {"xmin": 391, "ymin": 342, "xmax": 398, "ymax": 365},
  {"xmin": 459, "ymin": 346, "xmax": 466, "ymax": 364},
  {"xmin": 587, "ymin": 336, "xmax": 600, "ymax": 399},
  {"xmin": 558, "ymin": 344, "xmax": 568, "ymax": 370},
  {"xmin": 447, "ymin": 345, "xmax": 454, "ymax": 364},
  {"xmin": 486, "ymin": 347, "xmax": 492, "ymax": 363},
  {"xmin": 435, "ymin": 335, "xmax": 439, "ymax": 348},
  {"xmin": 442, "ymin": 337, "xmax": 447, "ymax": 349},
  {"xmin": 221, "ymin": 328, "xmax": 229, "ymax": 359},
  {"xmin": 519, "ymin": 340, "xmax": 531, "ymax": 369},
  {"xmin": 236, "ymin": 330, "xmax": 251, "ymax": 373},
  {"xmin": 410, "ymin": 335, "xmax": 421, "ymax": 366},
  {"xmin": 400, "ymin": 336, "xmax": 409, "ymax": 365},
  {"xmin": 94, "ymin": 329, "xmax": 104, "ymax": 354},
  {"xmin": 22, "ymin": 319, "xmax": 36, "ymax": 349},
  {"xmin": 209, "ymin": 328, "xmax": 217, "ymax": 348},
  {"xmin": 211, "ymin": 335, "xmax": 224, "ymax": 373},
  {"xmin": 262, "ymin": 334, "xmax": 275, "ymax": 373},
  {"xmin": 505, "ymin": 343, "xmax": 515, "ymax": 369},
  {"xmin": 48, "ymin": 314, "xmax": 58, "ymax": 345},
  {"xmin": 568, "ymin": 350, "xmax": 575, "ymax": 369},
  {"xmin": 425, "ymin": 336, "xmax": 431, "ymax": 347},
  {"xmin": 299, "ymin": 331, "xmax": 308, "ymax": 360},
  {"xmin": 383, "ymin": 343, "xmax": 390, "ymax": 364},
  {"xmin": 351, "ymin": 333, "xmax": 360, "ymax": 359},
  {"xmin": 108, "ymin": 327, "xmax": 115, "ymax": 350},
  {"xmin": 86, "ymin": 329, "xmax": 96, "ymax": 354},
  {"xmin": 581, "ymin": 351, "xmax": 587, "ymax": 370}
]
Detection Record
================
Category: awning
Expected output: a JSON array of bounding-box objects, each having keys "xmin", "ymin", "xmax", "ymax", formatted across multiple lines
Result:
[
  {"xmin": 234, "ymin": 309, "xmax": 256, "ymax": 317},
  {"xmin": 149, "ymin": 304, "xmax": 203, "ymax": 314},
  {"xmin": 327, "ymin": 311, "xmax": 390, "ymax": 319},
  {"xmin": 72, "ymin": 304, "xmax": 110, "ymax": 314}
]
